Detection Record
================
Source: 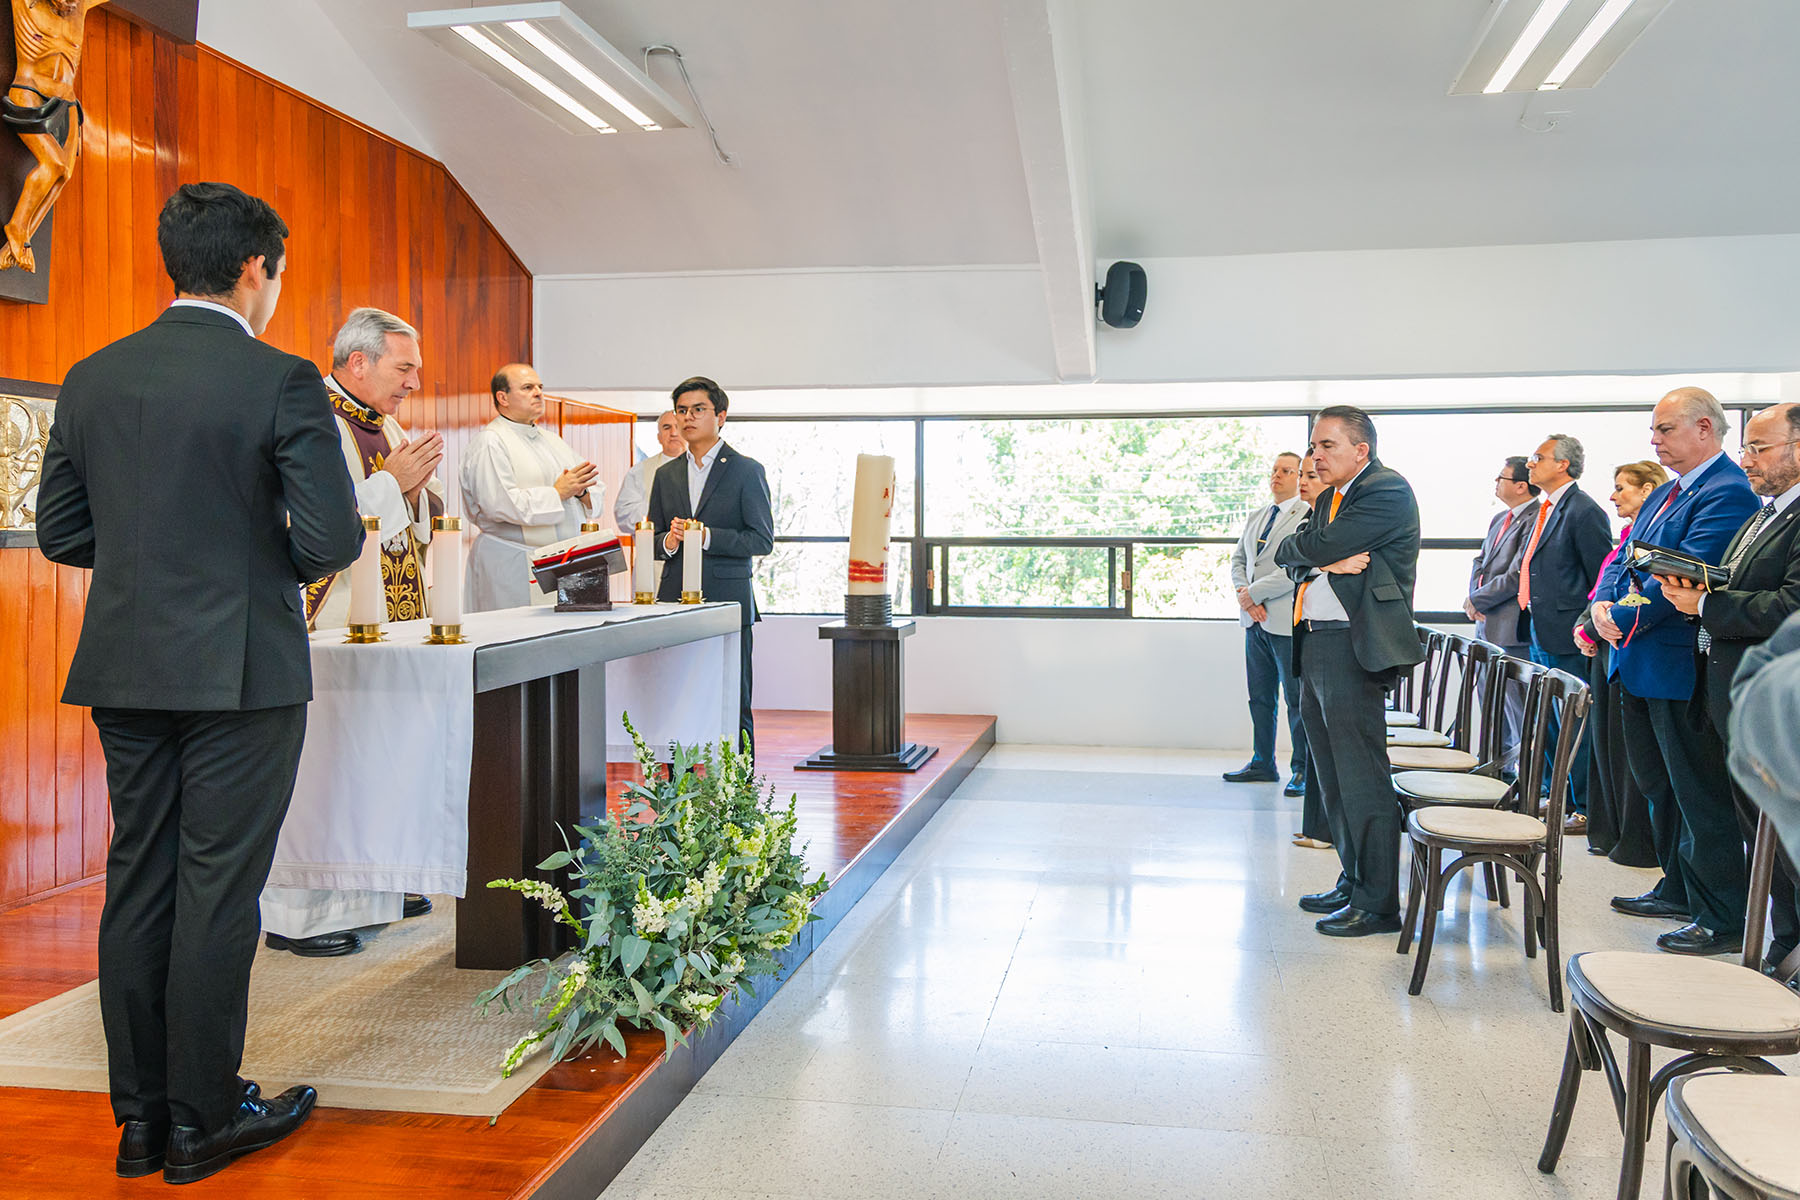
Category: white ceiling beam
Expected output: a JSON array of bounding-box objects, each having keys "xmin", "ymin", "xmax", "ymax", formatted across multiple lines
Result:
[{"xmin": 1001, "ymin": 0, "xmax": 1096, "ymax": 384}]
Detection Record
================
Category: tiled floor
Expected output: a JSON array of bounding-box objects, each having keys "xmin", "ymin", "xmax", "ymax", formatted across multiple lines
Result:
[{"xmin": 599, "ymin": 746, "xmax": 1791, "ymax": 1200}]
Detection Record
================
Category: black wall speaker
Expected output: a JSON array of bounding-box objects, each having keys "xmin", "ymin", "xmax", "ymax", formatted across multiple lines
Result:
[{"xmin": 1095, "ymin": 261, "xmax": 1146, "ymax": 329}]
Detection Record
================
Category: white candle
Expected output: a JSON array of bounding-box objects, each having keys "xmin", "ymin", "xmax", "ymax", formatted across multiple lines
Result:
[
  {"xmin": 847, "ymin": 454, "xmax": 896, "ymax": 597},
  {"xmin": 634, "ymin": 520, "xmax": 655, "ymax": 599},
  {"xmin": 683, "ymin": 522, "xmax": 704, "ymax": 596},
  {"xmin": 430, "ymin": 515, "xmax": 463, "ymax": 624},
  {"xmin": 348, "ymin": 515, "xmax": 384, "ymax": 625}
]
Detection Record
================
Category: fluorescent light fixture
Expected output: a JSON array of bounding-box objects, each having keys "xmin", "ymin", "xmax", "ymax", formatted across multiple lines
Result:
[
  {"xmin": 1541, "ymin": 0, "xmax": 1636, "ymax": 87},
  {"xmin": 1450, "ymin": 0, "xmax": 1673, "ymax": 96},
  {"xmin": 1483, "ymin": 0, "xmax": 1573, "ymax": 93},
  {"xmin": 410, "ymin": 3, "xmax": 695, "ymax": 136},
  {"xmin": 451, "ymin": 26, "xmax": 614, "ymax": 132}
]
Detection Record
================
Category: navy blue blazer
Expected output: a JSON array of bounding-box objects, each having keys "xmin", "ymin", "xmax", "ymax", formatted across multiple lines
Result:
[
  {"xmin": 647, "ymin": 441, "xmax": 774, "ymax": 625},
  {"xmin": 1604, "ymin": 454, "xmax": 1760, "ymax": 700},
  {"xmin": 1518, "ymin": 484, "xmax": 1613, "ymax": 657}
]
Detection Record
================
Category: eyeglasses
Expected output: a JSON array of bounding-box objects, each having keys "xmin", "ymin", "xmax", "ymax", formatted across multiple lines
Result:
[
  {"xmin": 1526, "ymin": 455, "xmax": 1545, "ymax": 466},
  {"xmin": 1742, "ymin": 438, "xmax": 1799, "ymax": 456},
  {"xmin": 674, "ymin": 403, "xmax": 713, "ymax": 417}
]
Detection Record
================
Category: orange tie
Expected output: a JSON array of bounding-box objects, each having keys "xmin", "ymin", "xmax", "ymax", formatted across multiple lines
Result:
[
  {"xmin": 1517, "ymin": 498, "xmax": 1552, "ymax": 610},
  {"xmin": 1294, "ymin": 490, "xmax": 1345, "ymax": 625}
]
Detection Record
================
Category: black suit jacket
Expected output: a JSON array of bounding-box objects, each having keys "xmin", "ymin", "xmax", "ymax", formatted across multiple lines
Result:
[
  {"xmin": 1698, "ymin": 499, "xmax": 1800, "ymax": 725},
  {"xmin": 35, "ymin": 306, "xmax": 364, "ymax": 711},
  {"xmin": 647, "ymin": 441, "xmax": 774, "ymax": 625},
  {"xmin": 1276, "ymin": 458, "xmax": 1425, "ymax": 676},
  {"xmin": 1518, "ymin": 484, "xmax": 1614, "ymax": 656}
]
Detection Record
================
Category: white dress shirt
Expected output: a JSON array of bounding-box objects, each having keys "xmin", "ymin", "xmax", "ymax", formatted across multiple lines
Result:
[
  {"xmin": 669, "ymin": 441, "xmax": 722, "ymax": 551},
  {"xmin": 1302, "ymin": 462, "xmax": 1372, "ymax": 622}
]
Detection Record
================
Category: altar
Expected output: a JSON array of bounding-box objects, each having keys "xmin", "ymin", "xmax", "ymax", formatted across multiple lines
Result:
[{"xmin": 266, "ymin": 603, "xmax": 742, "ymax": 969}]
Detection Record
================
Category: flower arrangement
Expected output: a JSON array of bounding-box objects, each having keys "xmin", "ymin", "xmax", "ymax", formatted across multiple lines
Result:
[{"xmin": 477, "ymin": 716, "xmax": 829, "ymax": 1076}]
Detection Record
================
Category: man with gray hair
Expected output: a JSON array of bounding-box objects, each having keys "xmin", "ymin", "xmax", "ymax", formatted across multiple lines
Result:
[
  {"xmin": 1515, "ymin": 433, "xmax": 1612, "ymax": 828},
  {"xmin": 301, "ymin": 307, "xmax": 446, "ymax": 631},
  {"xmin": 1593, "ymin": 387, "xmax": 1760, "ymax": 955},
  {"xmin": 268, "ymin": 307, "xmax": 445, "ymax": 957}
]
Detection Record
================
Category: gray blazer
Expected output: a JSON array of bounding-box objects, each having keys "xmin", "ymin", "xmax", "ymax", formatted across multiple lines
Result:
[
  {"xmin": 1467, "ymin": 503, "xmax": 1533, "ymax": 647},
  {"xmin": 1230, "ymin": 498, "xmax": 1308, "ymax": 634}
]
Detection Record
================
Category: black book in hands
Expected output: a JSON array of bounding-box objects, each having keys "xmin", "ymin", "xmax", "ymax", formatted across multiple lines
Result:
[{"xmin": 1622, "ymin": 538, "xmax": 1730, "ymax": 591}]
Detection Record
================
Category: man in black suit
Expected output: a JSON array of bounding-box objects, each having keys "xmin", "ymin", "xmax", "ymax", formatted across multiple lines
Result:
[
  {"xmin": 1276, "ymin": 406, "xmax": 1424, "ymax": 937},
  {"xmin": 1516, "ymin": 434, "xmax": 1614, "ymax": 830},
  {"xmin": 1656, "ymin": 402, "xmax": 1800, "ymax": 972},
  {"xmin": 648, "ymin": 376, "xmax": 775, "ymax": 755},
  {"xmin": 34, "ymin": 183, "xmax": 363, "ymax": 1183}
]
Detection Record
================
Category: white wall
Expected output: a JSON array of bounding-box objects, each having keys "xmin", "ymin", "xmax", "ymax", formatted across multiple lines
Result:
[
  {"xmin": 1102, "ymin": 235, "xmax": 1800, "ymax": 383},
  {"xmin": 535, "ymin": 267, "xmax": 1054, "ymax": 392},
  {"xmin": 535, "ymin": 234, "xmax": 1800, "ymax": 392},
  {"xmin": 198, "ymin": 0, "xmax": 432, "ymax": 154},
  {"xmin": 755, "ymin": 614, "xmax": 1273, "ymax": 751}
]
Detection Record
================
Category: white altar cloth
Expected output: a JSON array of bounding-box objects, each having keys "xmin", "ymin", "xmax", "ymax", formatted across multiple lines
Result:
[{"xmin": 266, "ymin": 604, "xmax": 738, "ymax": 897}]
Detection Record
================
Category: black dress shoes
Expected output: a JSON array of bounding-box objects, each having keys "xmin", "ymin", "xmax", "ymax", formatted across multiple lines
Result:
[
  {"xmin": 1284, "ymin": 776, "xmax": 1307, "ymax": 798},
  {"xmin": 1657, "ymin": 923, "xmax": 1743, "ymax": 957},
  {"xmin": 1223, "ymin": 763, "xmax": 1280, "ymax": 784},
  {"xmin": 1299, "ymin": 885, "xmax": 1351, "ymax": 915},
  {"xmin": 264, "ymin": 930, "xmax": 361, "ymax": 957},
  {"xmin": 163, "ymin": 1085, "xmax": 317, "ymax": 1185},
  {"xmin": 1610, "ymin": 892, "xmax": 1688, "ymax": 919},
  {"xmin": 403, "ymin": 893, "xmax": 432, "ymax": 918},
  {"xmin": 116, "ymin": 1119, "xmax": 168, "ymax": 1178},
  {"xmin": 1316, "ymin": 907, "xmax": 1405, "ymax": 938}
]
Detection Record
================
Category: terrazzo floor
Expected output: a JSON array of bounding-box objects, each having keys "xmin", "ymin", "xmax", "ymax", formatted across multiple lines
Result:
[{"xmin": 598, "ymin": 744, "xmax": 1788, "ymax": 1200}]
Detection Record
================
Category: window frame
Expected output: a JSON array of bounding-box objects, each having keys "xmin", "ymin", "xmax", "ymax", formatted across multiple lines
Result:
[{"xmin": 715, "ymin": 402, "xmax": 1760, "ymax": 622}]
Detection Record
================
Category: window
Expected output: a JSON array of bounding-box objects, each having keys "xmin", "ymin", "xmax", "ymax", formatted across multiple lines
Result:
[{"xmin": 680, "ymin": 394, "xmax": 1768, "ymax": 620}]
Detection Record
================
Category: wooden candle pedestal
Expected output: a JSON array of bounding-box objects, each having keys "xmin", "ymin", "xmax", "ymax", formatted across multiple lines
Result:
[{"xmin": 799, "ymin": 619, "xmax": 937, "ymax": 773}]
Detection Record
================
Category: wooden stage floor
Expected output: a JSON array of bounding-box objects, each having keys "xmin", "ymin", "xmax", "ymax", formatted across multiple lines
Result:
[{"xmin": 0, "ymin": 711, "xmax": 994, "ymax": 1200}]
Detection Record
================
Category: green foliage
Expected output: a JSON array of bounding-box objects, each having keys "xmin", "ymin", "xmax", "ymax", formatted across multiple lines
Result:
[{"xmin": 476, "ymin": 715, "xmax": 829, "ymax": 1076}]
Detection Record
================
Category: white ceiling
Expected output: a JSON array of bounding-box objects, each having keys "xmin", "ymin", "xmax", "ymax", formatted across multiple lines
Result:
[{"xmin": 288, "ymin": 0, "xmax": 1800, "ymax": 274}]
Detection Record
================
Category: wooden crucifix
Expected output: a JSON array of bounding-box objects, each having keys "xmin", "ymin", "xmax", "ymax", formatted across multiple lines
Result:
[{"xmin": 1, "ymin": 0, "xmax": 108, "ymax": 276}]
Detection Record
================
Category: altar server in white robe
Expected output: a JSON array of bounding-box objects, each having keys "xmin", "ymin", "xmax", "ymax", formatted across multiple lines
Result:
[
  {"xmin": 613, "ymin": 409, "xmax": 685, "ymax": 593},
  {"xmin": 461, "ymin": 363, "xmax": 602, "ymax": 611},
  {"xmin": 266, "ymin": 308, "xmax": 444, "ymax": 956}
]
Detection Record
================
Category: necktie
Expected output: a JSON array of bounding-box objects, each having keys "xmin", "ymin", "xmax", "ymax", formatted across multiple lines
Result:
[
  {"xmin": 1647, "ymin": 482, "xmax": 1683, "ymax": 530},
  {"xmin": 1698, "ymin": 503, "xmax": 1777, "ymax": 654},
  {"xmin": 1255, "ymin": 504, "xmax": 1281, "ymax": 551},
  {"xmin": 1517, "ymin": 499, "xmax": 1553, "ymax": 611},
  {"xmin": 1293, "ymin": 491, "xmax": 1344, "ymax": 625},
  {"xmin": 1500, "ymin": 509, "xmax": 1514, "ymax": 536}
]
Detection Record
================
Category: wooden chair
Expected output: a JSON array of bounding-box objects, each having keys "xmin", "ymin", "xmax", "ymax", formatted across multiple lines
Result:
[
  {"xmin": 1399, "ymin": 668, "xmax": 1584, "ymax": 1009},
  {"xmin": 1389, "ymin": 627, "xmax": 1443, "ymax": 729},
  {"xmin": 1387, "ymin": 637, "xmax": 1492, "ymax": 774},
  {"xmin": 1538, "ymin": 813, "xmax": 1800, "ymax": 1200},
  {"xmin": 1664, "ymin": 1072, "xmax": 1800, "ymax": 1200}
]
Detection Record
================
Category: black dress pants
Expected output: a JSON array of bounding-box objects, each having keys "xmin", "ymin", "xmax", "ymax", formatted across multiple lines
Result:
[
  {"xmin": 1635, "ymin": 694, "xmax": 1746, "ymax": 934},
  {"xmin": 1299, "ymin": 629, "xmax": 1399, "ymax": 916},
  {"xmin": 1620, "ymin": 687, "xmax": 1690, "ymax": 915},
  {"xmin": 91, "ymin": 704, "xmax": 307, "ymax": 1134},
  {"xmin": 1585, "ymin": 648, "xmax": 1658, "ymax": 868}
]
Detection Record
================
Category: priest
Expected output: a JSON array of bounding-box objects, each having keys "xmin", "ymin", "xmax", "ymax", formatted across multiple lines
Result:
[
  {"xmin": 615, "ymin": 409, "xmax": 685, "ymax": 595},
  {"xmin": 460, "ymin": 363, "xmax": 602, "ymax": 611},
  {"xmin": 263, "ymin": 307, "xmax": 444, "ymax": 956},
  {"xmin": 302, "ymin": 307, "xmax": 446, "ymax": 630}
]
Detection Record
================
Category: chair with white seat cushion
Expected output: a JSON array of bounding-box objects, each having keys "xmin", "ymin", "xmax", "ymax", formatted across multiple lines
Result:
[
  {"xmin": 1539, "ymin": 813, "xmax": 1800, "ymax": 1200},
  {"xmin": 1399, "ymin": 668, "xmax": 1584, "ymax": 1009},
  {"xmin": 1387, "ymin": 726, "xmax": 1452, "ymax": 748},
  {"xmin": 1665, "ymin": 1072, "xmax": 1800, "ymax": 1200},
  {"xmin": 1385, "ymin": 710, "xmax": 1422, "ymax": 728}
]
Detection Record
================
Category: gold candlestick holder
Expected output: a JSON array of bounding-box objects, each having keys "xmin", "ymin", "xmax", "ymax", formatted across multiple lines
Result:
[
  {"xmin": 345, "ymin": 623, "xmax": 385, "ymax": 644},
  {"xmin": 580, "ymin": 521, "xmax": 601, "ymax": 533},
  {"xmin": 425, "ymin": 623, "xmax": 467, "ymax": 644}
]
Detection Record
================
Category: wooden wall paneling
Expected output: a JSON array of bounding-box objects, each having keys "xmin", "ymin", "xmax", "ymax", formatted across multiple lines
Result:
[
  {"xmin": 25, "ymin": 555, "xmax": 58, "ymax": 896},
  {"xmin": 0, "ymin": 552, "xmax": 29, "ymax": 906},
  {"xmin": 53, "ymin": 568, "xmax": 86, "ymax": 887},
  {"xmin": 0, "ymin": 10, "xmax": 533, "ymax": 908}
]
